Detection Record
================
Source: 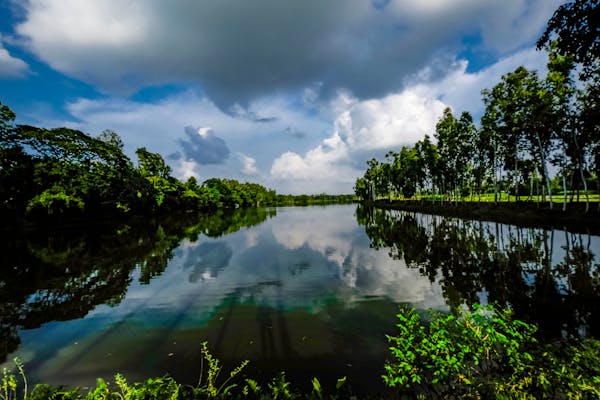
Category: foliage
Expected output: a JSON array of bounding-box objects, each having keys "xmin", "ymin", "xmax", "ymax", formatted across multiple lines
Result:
[
  {"xmin": 537, "ymin": 0, "xmax": 599, "ymax": 78},
  {"xmin": 1, "ymin": 344, "xmax": 349, "ymax": 400},
  {"xmin": 1, "ymin": 358, "xmax": 27, "ymax": 400},
  {"xmin": 384, "ymin": 304, "xmax": 600, "ymax": 399},
  {"xmin": 0, "ymin": 103, "xmax": 282, "ymax": 220},
  {"xmin": 1, "ymin": 315, "xmax": 599, "ymax": 400},
  {"xmin": 196, "ymin": 341, "xmax": 249, "ymax": 398},
  {"xmin": 354, "ymin": 6, "xmax": 600, "ymax": 210},
  {"xmin": 274, "ymin": 194, "xmax": 355, "ymax": 206}
]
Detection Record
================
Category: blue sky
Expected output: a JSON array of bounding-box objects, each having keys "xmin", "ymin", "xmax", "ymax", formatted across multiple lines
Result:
[{"xmin": 0, "ymin": 0, "xmax": 563, "ymax": 193}]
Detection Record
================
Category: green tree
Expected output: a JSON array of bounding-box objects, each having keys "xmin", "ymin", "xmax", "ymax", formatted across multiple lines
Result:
[
  {"xmin": 434, "ymin": 108, "xmax": 475, "ymax": 202},
  {"xmin": 537, "ymin": 0, "xmax": 599, "ymax": 79},
  {"xmin": 482, "ymin": 67, "xmax": 555, "ymax": 207},
  {"xmin": 388, "ymin": 146, "xmax": 425, "ymax": 199},
  {"xmin": 135, "ymin": 147, "xmax": 172, "ymax": 179}
]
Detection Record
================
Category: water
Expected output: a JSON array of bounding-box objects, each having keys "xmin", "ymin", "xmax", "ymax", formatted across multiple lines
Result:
[{"xmin": 1, "ymin": 205, "xmax": 599, "ymax": 396}]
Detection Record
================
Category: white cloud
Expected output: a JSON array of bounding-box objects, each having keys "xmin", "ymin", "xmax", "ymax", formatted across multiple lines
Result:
[
  {"xmin": 31, "ymin": 90, "xmax": 328, "ymax": 188},
  {"xmin": 239, "ymin": 154, "xmax": 259, "ymax": 176},
  {"xmin": 0, "ymin": 35, "xmax": 28, "ymax": 78},
  {"xmin": 269, "ymin": 46, "xmax": 550, "ymax": 194},
  {"xmin": 20, "ymin": 41, "xmax": 551, "ymax": 195},
  {"xmin": 173, "ymin": 159, "xmax": 200, "ymax": 181},
  {"xmin": 270, "ymin": 87, "xmax": 448, "ymax": 193},
  {"xmin": 14, "ymin": 0, "xmax": 561, "ymax": 106},
  {"xmin": 410, "ymin": 47, "xmax": 549, "ymax": 117}
]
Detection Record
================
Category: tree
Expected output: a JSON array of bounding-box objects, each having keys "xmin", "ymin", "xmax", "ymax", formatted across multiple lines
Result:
[
  {"xmin": 482, "ymin": 67, "xmax": 555, "ymax": 207},
  {"xmin": 388, "ymin": 146, "xmax": 425, "ymax": 199},
  {"xmin": 135, "ymin": 147, "xmax": 172, "ymax": 179},
  {"xmin": 434, "ymin": 108, "xmax": 475, "ymax": 202},
  {"xmin": 415, "ymin": 135, "xmax": 440, "ymax": 200},
  {"xmin": 537, "ymin": 0, "xmax": 599, "ymax": 78},
  {"xmin": 98, "ymin": 129, "xmax": 125, "ymax": 150},
  {"xmin": 0, "ymin": 102, "xmax": 16, "ymax": 145}
]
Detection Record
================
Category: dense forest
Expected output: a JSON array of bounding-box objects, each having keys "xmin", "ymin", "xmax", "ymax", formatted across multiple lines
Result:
[
  {"xmin": 354, "ymin": 0, "xmax": 600, "ymax": 212},
  {"xmin": 0, "ymin": 104, "xmax": 277, "ymax": 218},
  {"xmin": 0, "ymin": 104, "xmax": 354, "ymax": 222}
]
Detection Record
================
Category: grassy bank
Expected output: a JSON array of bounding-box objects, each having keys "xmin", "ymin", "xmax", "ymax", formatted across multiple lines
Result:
[{"xmin": 372, "ymin": 199, "xmax": 600, "ymax": 234}]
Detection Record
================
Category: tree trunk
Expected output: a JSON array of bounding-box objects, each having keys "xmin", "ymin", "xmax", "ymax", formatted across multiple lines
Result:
[
  {"xmin": 562, "ymin": 174, "xmax": 567, "ymax": 211},
  {"xmin": 580, "ymin": 160, "xmax": 589, "ymax": 213},
  {"xmin": 514, "ymin": 156, "xmax": 519, "ymax": 202},
  {"xmin": 535, "ymin": 131, "xmax": 552, "ymax": 209},
  {"xmin": 529, "ymin": 174, "xmax": 534, "ymax": 201},
  {"xmin": 569, "ymin": 172, "xmax": 575, "ymax": 202}
]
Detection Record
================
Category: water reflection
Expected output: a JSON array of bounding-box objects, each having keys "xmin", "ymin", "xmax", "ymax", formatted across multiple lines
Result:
[
  {"xmin": 0, "ymin": 208, "xmax": 275, "ymax": 364},
  {"xmin": 357, "ymin": 205, "xmax": 600, "ymax": 338},
  {"xmin": 1, "ymin": 205, "xmax": 443, "ymax": 396},
  {"xmin": 3, "ymin": 205, "xmax": 597, "ymax": 397}
]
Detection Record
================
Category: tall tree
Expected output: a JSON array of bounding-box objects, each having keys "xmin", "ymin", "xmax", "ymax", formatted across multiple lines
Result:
[
  {"xmin": 434, "ymin": 108, "xmax": 475, "ymax": 202},
  {"xmin": 482, "ymin": 67, "xmax": 555, "ymax": 207},
  {"xmin": 537, "ymin": 0, "xmax": 599, "ymax": 79}
]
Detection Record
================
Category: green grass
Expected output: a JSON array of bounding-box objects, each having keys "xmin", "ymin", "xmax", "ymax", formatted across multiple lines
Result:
[{"xmin": 383, "ymin": 191, "xmax": 600, "ymax": 204}]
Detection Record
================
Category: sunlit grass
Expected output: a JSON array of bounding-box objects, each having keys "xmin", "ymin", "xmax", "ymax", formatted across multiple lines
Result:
[{"xmin": 385, "ymin": 191, "xmax": 600, "ymax": 204}]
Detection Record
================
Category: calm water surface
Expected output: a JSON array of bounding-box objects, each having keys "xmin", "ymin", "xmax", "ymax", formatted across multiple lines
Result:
[{"xmin": 1, "ymin": 205, "xmax": 599, "ymax": 395}]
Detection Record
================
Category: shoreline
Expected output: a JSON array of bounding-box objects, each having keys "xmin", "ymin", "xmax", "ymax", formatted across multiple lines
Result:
[{"xmin": 371, "ymin": 199, "xmax": 600, "ymax": 235}]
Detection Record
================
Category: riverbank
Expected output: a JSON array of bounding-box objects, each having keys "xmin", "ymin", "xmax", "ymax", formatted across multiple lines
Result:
[{"xmin": 372, "ymin": 200, "xmax": 600, "ymax": 234}]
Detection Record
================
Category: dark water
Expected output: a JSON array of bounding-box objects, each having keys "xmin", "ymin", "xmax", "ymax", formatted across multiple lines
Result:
[{"xmin": 1, "ymin": 205, "xmax": 599, "ymax": 396}]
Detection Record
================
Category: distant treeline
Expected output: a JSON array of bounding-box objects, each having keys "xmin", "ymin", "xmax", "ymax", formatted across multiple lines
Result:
[
  {"xmin": 355, "ymin": 10, "xmax": 600, "ymax": 211},
  {"xmin": 275, "ymin": 193, "xmax": 356, "ymax": 206},
  {"xmin": 0, "ymin": 103, "xmax": 352, "ymax": 221}
]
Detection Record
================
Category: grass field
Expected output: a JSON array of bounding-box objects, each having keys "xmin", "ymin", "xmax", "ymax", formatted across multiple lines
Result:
[{"xmin": 399, "ymin": 191, "xmax": 600, "ymax": 204}]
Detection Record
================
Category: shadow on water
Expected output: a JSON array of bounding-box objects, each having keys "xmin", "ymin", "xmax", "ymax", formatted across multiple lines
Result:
[
  {"xmin": 0, "ymin": 208, "xmax": 275, "ymax": 364},
  {"xmin": 356, "ymin": 204, "xmax": 600, "ymax": 339}
]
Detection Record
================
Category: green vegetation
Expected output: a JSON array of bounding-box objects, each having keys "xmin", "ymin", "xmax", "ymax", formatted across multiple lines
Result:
[
  {"xmin": 0, "ymin": 105, "xmax": 279, "ymax": 221},
  {"xmin": 1, "ymin": 305, "xmax": 599, "ymax": 399},
  {"xmin": 355, "ymin": 0, "xmax": 600, "ymax": 212},
  {"xmin": 385, "ymin": 304, "xmax": 600, "ymax": 399},
  {"xmin": 274, "ymin": 194, "xmax": 355, "ymax": 206},
  {"xmin": 0, "ymin": 102, "xmax": 355, "ymax": 222}
]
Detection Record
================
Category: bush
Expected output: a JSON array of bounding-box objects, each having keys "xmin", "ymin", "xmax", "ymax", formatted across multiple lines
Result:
[{"xmin": 383, "ymin": 304, "xmax": 600, "ymax": 399}]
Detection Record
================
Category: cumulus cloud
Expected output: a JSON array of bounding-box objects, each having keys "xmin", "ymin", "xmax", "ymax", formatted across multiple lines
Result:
[
  {"xmin": 409, "ymin": 47, "xmax": 549, "ymax": 117},
  {"xmin": 270, "ymin": 87, "xmax": 447, "ymax": 193},
  {"xmin": 175, "ymin": 126, "xmax": 230, "ymax": 165},
  {"xmin": 0, "ymin": 35, "xmax": 28, "ymax": 78},
  {"xmin": 24, "ymin": 43, "xmax": 550, "ymax": 194},
  {"xmin": 239, "ymin": 154, "xmax": 259, "ymax": 176},
  {"xmin": 14, "ymin": 0, "xmax": 561, "ymax": 107},
  {"xmin": 269, "ymin": 46, "xmax": 550, "ymax": 194}
]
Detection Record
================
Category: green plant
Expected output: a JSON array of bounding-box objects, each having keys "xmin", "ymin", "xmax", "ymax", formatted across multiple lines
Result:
[
  {"xmin": 197, "ymin": 341, "xmax": 249, "ymax": 398},
  {"xmin": 383, "ymin": 304, "xmax": 538, "ymax": 398},
  {"xmin": 1, "ymin": 358, "xmax": 27, "ymax": 400},
  {"xmin": 267, "ymin": 372, "xmax": 294, "ymax": 400}
]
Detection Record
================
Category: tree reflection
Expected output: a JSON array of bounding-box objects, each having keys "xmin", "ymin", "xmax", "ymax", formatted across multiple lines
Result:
[
  {"xmin": 356, "ymin": 205, "xmax": 600, "ymax": 338},
  {"xmin": 0, "ymin": 208, "xmax": 273, "ymax": 362}
]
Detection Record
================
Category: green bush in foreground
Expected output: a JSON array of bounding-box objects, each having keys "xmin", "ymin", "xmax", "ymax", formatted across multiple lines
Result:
[
  {"xmin": 384, "ymin": 304, "xmax": 600, "ymax": 399},
  {"xmin": 2, "ymin": 305, "xmax": 599, "ymax": 399}
]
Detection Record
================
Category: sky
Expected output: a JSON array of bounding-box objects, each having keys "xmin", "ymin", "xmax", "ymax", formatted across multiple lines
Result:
[{"xmin": 0, "ymin": 0, "xmax": 564, "ymax": 194}]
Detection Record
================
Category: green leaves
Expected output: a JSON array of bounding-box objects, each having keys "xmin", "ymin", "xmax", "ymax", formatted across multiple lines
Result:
[
  {"xmin": 384, "ymin": 304, "xmax": 600, "ymax": 399},
  {"xmin": 383, "ymin": 304, "xmax": 541, "ymax": 398}
]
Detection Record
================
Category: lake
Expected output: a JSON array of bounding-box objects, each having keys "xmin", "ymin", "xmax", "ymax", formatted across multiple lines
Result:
[{"xmin": 1, "ymin": 204, "xmax": 599, "ymax": 396}]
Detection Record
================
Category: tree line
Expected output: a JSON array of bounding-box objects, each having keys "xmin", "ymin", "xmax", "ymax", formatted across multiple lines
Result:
[
  {"xmin": 0, "ymin": 104, "xmax": 280, "ymax": 219},
  {"xmin": 355, "ymin": 0, "xmax": 600, "ymax": 211}
]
